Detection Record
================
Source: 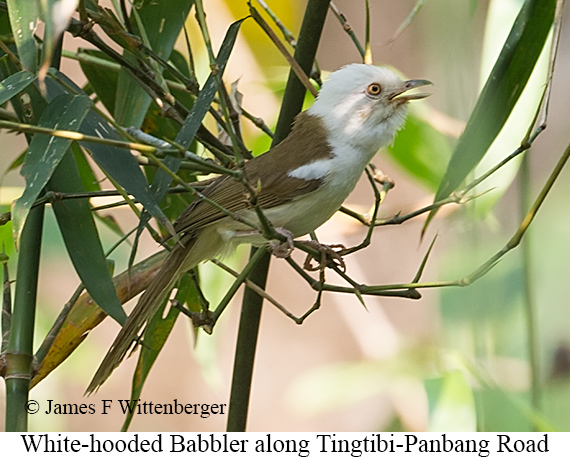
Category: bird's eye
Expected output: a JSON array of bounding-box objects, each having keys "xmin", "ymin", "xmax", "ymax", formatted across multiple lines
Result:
[{"xmin": 366, "ymin": 83, "xmax": 382, "ymax": 96}]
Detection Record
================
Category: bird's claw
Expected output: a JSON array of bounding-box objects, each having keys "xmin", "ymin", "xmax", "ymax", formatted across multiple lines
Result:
[
  {"xmin": 299, "ymin": 240, "xmax": 346, "ymax": 272},
  {"xmin": 269, "ymin": 227, "xmax": 295, "ymax": 258}
]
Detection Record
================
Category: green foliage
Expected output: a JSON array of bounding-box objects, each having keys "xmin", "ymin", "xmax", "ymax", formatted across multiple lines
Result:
[
  {"xmin": 387, "ymin": 108, "xmax": 451, "ymax": 191},
  {"xmin": 6, "ymin": 0, "xmax": 38, "ymax": 71},
  {"xmin": 13, "ymin": 94, "xmax": 91, "ymax": 245},
  {"xmin": 0, "ymin": 70, "xmax": 37, "ymax": 105},
  {"xmin": 428, "ymin": 0, "xmax": 556, "ymax": 226}
]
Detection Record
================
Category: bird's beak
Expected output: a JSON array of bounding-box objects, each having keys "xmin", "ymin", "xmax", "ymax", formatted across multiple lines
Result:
[{"xmin": 389, "ymin": 79, "xmax": 433, "ymax": 104}]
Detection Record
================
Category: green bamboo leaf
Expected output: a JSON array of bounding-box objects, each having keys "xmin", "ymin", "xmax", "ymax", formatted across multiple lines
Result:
[
  {"xmin": 427, "ymin": 0, "xmax": 556, "ymax": 227},
  {"xmin": 150, "ymin": 17, "xmax": 246, "ymax": 200},
  {"xmin": 0, "ymin": 70, "xmax": 37, "ymax": 105},
  {"xmin": 0, "ymin": 8, "xmax": 11, "ymax": 36},
  {"xmin": 71, "ymin": 141, "xmax": 99, "ymax": 192},
  {"xmin": 78, "ymin": 49, "xmax": 119, "ymax": 115},
  {"xmin": 6, "ymin": 0, "xmax": 39, "ymax": 72},
  {"xmin": 132, "ymin": 16, "xmax": 246, "ymax": 254},
  {"xmin": 425, "ymin": 371, "xmax": 476, "ymax": 431},
  {"xmin": 40, "ymin": 0, "xmax": 79, "ymax": 77},
  {"xmin": 46, "ymin": 70, "xmax": 174, "ymax": 235},
  {"xmin": 387, "ymin": 108, "xmax": 451, "ymax": 190},
  {"xmin": 48, "ymin": 149, "xmax": 127, "ymax": 324},
  {"xmin": 114, "ymin": 0, "xmax": 194, "ymax": 127},
  {"xmin": 0, "ymin": 59, "xmax": 48, "ymax": 126},
  {"xmin": 178, "ymin": 17, "xmax": 246, "ymax": 149},
  {"xmin": 10, "ymin": 91, "xmax": 126, "ymax": 323},
  {"xmin": 127, "ymin": 17, "xmax": 245, "ymax": 272},
  {"xmin": 470, "ymin": 0, "xmax": 550, "ymax": 215},
  {"xmin": 71, "ymin": 142, "xmax": 125, "ymax": 238},
  {"xmin": 120, "ymin": 296, "xmax": 178, "ymax": 431},
  {"xmin": 168, "ymin": 49, "xmax": 192, "ymax": 80},
  {"xmin": 12, "ymin": 93, "xmax": 91, "ymax": 246},
  {"xmin": 79, "ymin": 112, "xmax": 174, "ymax": 234}
]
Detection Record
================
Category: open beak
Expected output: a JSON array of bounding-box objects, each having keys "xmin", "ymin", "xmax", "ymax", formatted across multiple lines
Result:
[{"xmin": 389, "ymin": 79, "xmax": 432, "ymax": 104}]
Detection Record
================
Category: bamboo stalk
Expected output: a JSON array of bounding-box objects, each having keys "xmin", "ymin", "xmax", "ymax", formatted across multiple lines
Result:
[
  {"xmin": 4, "ymin": 205, "xmax": 44, "ymax": 431},
  {"xmin": 226, "ymin": 0, "xmax": 332, "ymax": 433}
]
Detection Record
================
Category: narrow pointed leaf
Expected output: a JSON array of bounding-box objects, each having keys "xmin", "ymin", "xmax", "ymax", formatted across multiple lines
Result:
[
  {"xmin": 114, "ymin": 0, "xmax": 194, "ymax": 127},
  {"xmin": 31, "ymin": 251, "xmax": 167, "ymax": 388},
  {"xmin": 78, "ymin": 49, "xmax": 119, "ymax": 114},
  {"xmin": 0, "ymin": 70, "xmax": 37, "ymax": 105},
  {"xmin": 387, "ymin": 109, "xmax": 451, "ymax": 190},
  {"xmin": 71, "ymin": 142, "xmax": 125, "ymax": 237},
  {"xmin": 6, "ymin": 0, "xmax": 39, "ymax": 72},
  {"xmin": 150, "ymin": 17, "xmax": 247, "ymax": 201},
  {"xmin": 427, "ymin": 0, "xmax": 556, "ymax": 228},
  {"xmin": 78, "ymin": 112, "xmax": 174, "ymax": 235},
  {"xmin": 48, "ymin": 149, "xmax": 127, "ymax": 324},
  {"xmin": 12, "ymin": 94, "xmax": 91, "ymax": 245},
  {"xmin": 40, "ymin": 0, "xmax": 79, "ymax": 77},
  {"xmin": 46, "ymin": 70, "xmax": 174, "ymax": 235},
  {"xmin": 132, "ymin": 17, "xmax": 246, "ymax": 255}
]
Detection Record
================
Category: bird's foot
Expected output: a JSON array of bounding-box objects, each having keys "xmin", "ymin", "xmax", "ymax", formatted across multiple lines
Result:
[
  {"xmin": 298, "ymin": 240, "xmax": 346, "ymax": 272},
  {"xmin": 269, "ymin": 227, "xmax": 295, "ymax": 258},
  {"xmin": 171, "ymin": 300, "xmax": 214, "ymax": 334},
  {"xmin": 368, "ymin": 164, "xmax": 395, "ymax": 189}
]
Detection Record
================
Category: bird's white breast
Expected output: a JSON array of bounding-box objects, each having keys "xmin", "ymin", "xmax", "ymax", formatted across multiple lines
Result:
[{"xmin": 265, "ymin": 142, "xmax": 373, "ymax": 237}]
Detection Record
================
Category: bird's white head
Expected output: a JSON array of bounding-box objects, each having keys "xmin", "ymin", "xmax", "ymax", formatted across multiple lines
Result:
[{"xmin": 308, "ymin": 64, "xmax": 431, "ymax": 154}]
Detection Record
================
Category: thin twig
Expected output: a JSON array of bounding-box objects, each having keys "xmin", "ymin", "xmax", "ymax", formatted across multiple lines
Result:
[
  {"xmin": 210, "ymin": 259, "xmax": 300, "ymax": 322},
  {"xmin": 255, "ymin": 0, "xmax": 298, "ymax": 46},
  {"xmin": 248, "ymin": 2, "xmax": 318, "ymax": 98},
  {"xmin": 329, "ymin": 2, "xmax": 365, "ymax": 58}
]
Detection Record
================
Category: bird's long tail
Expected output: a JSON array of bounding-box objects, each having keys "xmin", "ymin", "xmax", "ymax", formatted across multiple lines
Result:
[{"xmin": 86, "ymin": 234, "xmax": 197, "ymax": 394}]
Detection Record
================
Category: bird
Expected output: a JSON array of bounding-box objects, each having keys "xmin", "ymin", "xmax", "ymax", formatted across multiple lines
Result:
[{"xmin": 87, "ymin": 63, "xmax": 431, "ymax": 393}]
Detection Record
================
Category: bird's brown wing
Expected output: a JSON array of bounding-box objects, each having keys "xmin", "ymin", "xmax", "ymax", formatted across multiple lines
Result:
[
  {"xmin": 173, "ymin": 117, "xmax": 331, "ymax": 235},
  {"xmin": 173, "ymin": 161, "xmax": 322, "ymax": 235}
]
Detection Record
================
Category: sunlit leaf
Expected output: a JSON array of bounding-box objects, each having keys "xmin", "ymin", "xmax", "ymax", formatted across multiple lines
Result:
[
  {"xmin": 471, "ymin": 0, "xmax": 551, "ymax": 215},
  {"xmin": 6, "ymin": 0, "xmax": 39, "ymax": 72},
  {"xmin": 31, "ymin": 251, "xmax": 167, "ymax": 387},
  {"xmin": 387, "ymin": 108, "xmax": 452, "ymax": 190},
  {"xmin": 427, "ymin": 0, "xmax": 556, "ymax": 228}
]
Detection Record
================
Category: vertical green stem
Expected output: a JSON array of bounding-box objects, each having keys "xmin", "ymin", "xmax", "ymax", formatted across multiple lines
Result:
[
  {"xmin": 226, "ymin": 0, "xmax": 331, "ymax": 432},
  {"xmin": 226, "ymin": 248, "xmax": 270, "ymax": 432},
  {"xmin": 4, "ymin": 27, "xmax": 60, "ymax": 434},
  {"xmin": 520, "ymin": 153, "xmax": 541, "ymax": 419},
  {"xmin": 273, "ymin": 0, "xmax": 331, "ymax": 144},
  {"xmin": 5, "ymin": 205, "xmax": 44, "ymax": 432}
]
